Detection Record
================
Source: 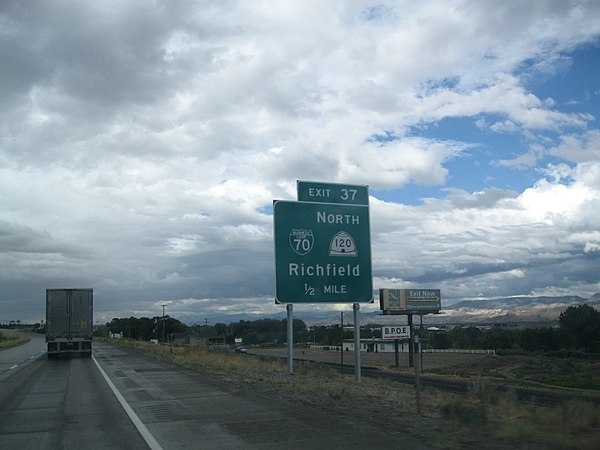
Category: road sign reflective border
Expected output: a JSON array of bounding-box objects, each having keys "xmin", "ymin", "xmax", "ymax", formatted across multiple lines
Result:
[{"xmin": 273, "ymin": 200, "xmax": 373, "ymax": 304}]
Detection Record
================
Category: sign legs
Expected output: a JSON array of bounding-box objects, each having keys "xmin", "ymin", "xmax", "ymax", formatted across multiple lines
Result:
[
  {"xmin": 287, "ymin": 303, "xmax": 293, "ymax": 375},
  {"xmin": 408, "ymin": 314, "xmax": 414, "ymax": 368},
  {"xmin": 353, "ymin": 303, "xmax": 361, "ymax": 383},
  {"xmin": 414, "ymin": 336, "xmax": 422, "ymax": 415},
  {"xmin": 340, "ymin": 311, "xmax": 344, "ymax": 376}
]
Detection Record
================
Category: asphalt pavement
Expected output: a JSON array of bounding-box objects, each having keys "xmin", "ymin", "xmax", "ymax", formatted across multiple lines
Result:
[
  {"xmin": 0, "ymin": 347, "xmax": 149, "ymax": 449},
  {"xmin": 0, "ymin": 330, "xmax": 46, "ymax": 382},
  {"xmin": 93, "ymin": 341, "xmax": 430, "ymax": 449},
  {"xmin": 1, "ymin": 339, "xmax": 430, "ymax": 449}
]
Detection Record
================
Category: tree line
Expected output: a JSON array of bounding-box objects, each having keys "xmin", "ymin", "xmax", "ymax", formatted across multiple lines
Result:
[
  {"xmin": 424, "ymin": 304, "xmax": 600, "ymax": 353},
  {"xmin": 101, "ymin": 304, "xmax": 600, "ymax": 353},
  {"xmin": 102, "ymin": 316, "xmax": 187, "ymax": 340}
]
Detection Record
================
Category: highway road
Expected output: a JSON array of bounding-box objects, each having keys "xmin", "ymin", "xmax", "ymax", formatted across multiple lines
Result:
[
  {"xmin": 0, "ymin": 340, "xmax": 427, "ymax": 449},
  {"xmin": 0, "ymin": 339, "xmax": 149, "ymax": 449},
  {"xmin": 0, "ymin": 330, "xmax": 46, "ymax": 382}
]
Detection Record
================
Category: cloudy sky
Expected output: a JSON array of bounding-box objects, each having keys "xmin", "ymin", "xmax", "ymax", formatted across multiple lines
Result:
[{"xmin": 2, "ymin": 1, "xmax": 599, "ymax": 325}]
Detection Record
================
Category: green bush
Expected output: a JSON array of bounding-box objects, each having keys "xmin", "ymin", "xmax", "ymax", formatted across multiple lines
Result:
[
  {"xmin": 544, "ymin": 350, "xmax": 600, "ymax": 359},
  {"xmin": 439, "ymin": 400, "xmax": 487, "ymax": 426}
]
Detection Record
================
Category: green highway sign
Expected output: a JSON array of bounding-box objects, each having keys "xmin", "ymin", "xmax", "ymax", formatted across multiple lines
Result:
[
  {"xmin": 297, "ymin": 180, "xmax": 369, "ymax": 206},
  {"xmin": 273, "ymin": 200, "xmax": 372, "ymax": 304}
]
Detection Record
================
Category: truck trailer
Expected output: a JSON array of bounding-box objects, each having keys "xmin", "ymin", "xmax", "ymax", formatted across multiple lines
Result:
[{"xmin": 46, "ymin": 288, "xmax": 93, "ymax": 357}]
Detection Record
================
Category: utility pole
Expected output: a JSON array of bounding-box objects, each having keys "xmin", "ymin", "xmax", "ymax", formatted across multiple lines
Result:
[{"xmin": 161, "ymin": 304, "xmax": 166, "ymax": 343}]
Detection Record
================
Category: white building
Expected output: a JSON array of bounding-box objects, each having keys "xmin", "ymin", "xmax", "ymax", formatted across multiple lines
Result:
[{"xmin": 342, "ymin": 338, "xmax": 410, "ymax": 353}]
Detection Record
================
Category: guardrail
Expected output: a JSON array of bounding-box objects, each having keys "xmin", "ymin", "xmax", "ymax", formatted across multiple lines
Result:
[{"xmin": 423, "ymin": 348, "xmax": 496, "ymax": 355}]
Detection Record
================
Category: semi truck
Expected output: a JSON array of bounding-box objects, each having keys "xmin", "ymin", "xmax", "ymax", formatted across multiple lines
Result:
[{"xmin": 46, "ymin": 288, "xmax": 93, "ymax": 357}]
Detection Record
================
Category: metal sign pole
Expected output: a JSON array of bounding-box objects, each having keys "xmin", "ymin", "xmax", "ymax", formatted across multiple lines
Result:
[
  {"xmin": 340, "ymin": 311, "xmax": 344, "ymax": 376},
  {"xmin": 287, "ymin": 304, "xmax": 293, "ymax": 375},
  {"xmin": 353, "ymin": 303, "xmax": 361, "ymax": 383},
  {"xmin": 408, "ymin": 313, "xmax": 414, "ymax": 368},
  {"xmin": 420, "ymin": 314, "xmax": 424, "ymax": 370},
  {"xmin": 414, "ymin": 336, "xmax": 422, "ymax": 415}
]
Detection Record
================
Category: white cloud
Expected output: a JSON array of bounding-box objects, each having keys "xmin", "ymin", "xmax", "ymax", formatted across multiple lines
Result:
[
  {"xmin": 371, "ymin": 157, "xmax": 600, "ymax": 301},
  {"xmin": 548, "ymin": 130, "xmax": 600, "ymax": 163},
  {"xmin": 1, "ymin": 1, "xmax": 600, "ymax": 322}
]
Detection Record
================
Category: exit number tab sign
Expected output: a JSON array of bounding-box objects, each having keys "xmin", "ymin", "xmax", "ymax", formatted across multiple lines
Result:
[{"xmin": 297, "ymin": 180, "xmax": 369, "ymax": 206}]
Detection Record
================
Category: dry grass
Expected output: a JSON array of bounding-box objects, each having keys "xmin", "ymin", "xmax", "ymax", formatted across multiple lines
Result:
[
  {"xmin": 109, "ymin": 339, "xmax": 600, "ymax": 449},
  {"xmin": 0, "ymin": 331, "xmax": 29, "ymax": 350},
  {"xmin": 511, "ymin": 356, "xmax": 600, "ymax": 390}
]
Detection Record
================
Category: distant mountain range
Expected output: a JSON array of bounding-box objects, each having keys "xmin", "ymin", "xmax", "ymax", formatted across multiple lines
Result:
[
  {"xmin": 355, "ymin": 293, "xmax": 600, "ymax": 325},
  {"xmin": 409, "ymin": 293, "xmax": 600, "ymax": 325},
  {"xmin": 189, "ymin": 293, "xmax": 600, "ymax": 326}
]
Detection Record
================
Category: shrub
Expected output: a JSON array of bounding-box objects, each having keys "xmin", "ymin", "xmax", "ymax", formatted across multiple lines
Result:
[{"xmin": 439, "ymin": 400, "xmax": 487, "ymax": 426}]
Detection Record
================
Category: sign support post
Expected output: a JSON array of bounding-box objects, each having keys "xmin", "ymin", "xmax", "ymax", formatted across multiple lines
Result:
[
  {"xmin": 379, "ymin": 289, "xmax": 441, "ymax": 368},
  {"xmin": 414, "ymin": 336, "xmax": 422, "ymax": 415},
  {"xmin": 287, "ymin": 304, "xmax": 293, "ymax": 375},
  {"xmin": 408, "ymin": 314, "xmax": 414, "ymax": 368},
  {"xmin": 353, "ymin": 303, "xmax": 361, "ymax": 383},
  {"xmin": 381, "ymin": 325, "xmax": 410, "ymax": 367},
  {"xmin": 420, "ymin": 314, "xmax": 424, "ymax": 370},
  {"xmin": 340, "ymin": 311, "xmax": 344, "ymax": 376}
]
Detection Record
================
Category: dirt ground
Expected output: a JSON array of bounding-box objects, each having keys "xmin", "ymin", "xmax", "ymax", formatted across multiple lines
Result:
[
  {"xmin": 245, "ymin": 347, "xmax": 528, "ymax": 449},
  {"xmin": 251, "ymin": 346, "xmax": 497, "ymax": 372}
]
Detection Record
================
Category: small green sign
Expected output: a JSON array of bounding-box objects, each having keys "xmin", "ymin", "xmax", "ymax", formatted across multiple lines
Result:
[
  {"xmin": 297, "ymin": 181, "xmax": 369, "ymax": 206},
  {"xmin": 273, "ymin": 200, "xmax": 372, "ymax": 304}
]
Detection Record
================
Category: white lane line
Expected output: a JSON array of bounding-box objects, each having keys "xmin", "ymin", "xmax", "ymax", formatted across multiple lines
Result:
[
  {"xmin": 93, "ymin": 355, "xmax": 163, "ymax": 450},
  {"xmin": 1, "ymin": 351, "xmax": 44, "ymax": 374}
]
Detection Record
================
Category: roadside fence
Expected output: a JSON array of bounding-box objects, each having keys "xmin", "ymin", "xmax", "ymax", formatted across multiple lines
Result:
[{"xmin": 423, "ymin": 348, "xmax": 496, "ymax": 355}]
